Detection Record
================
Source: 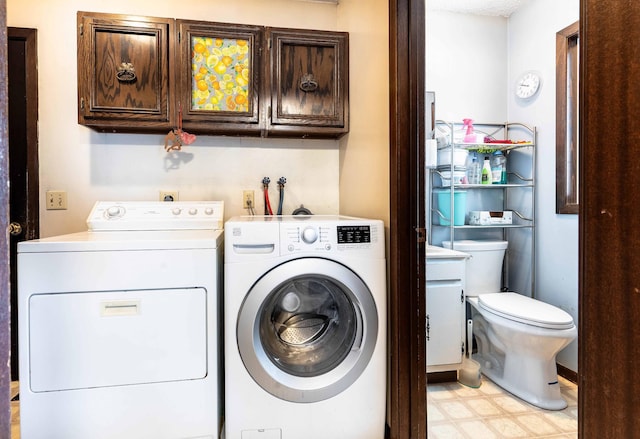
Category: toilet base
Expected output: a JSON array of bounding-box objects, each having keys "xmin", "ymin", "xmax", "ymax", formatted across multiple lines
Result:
[{"xmin": 474, "ymin": 351, "xmax": 568, "ymax": 410}]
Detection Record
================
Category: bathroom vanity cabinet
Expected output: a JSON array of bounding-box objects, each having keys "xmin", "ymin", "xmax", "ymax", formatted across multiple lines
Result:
[
  {"xmin": 429, "ymin": 121, "xmax": 536, "ymax": 296},
  {"xmin": 426, "ymin": 247, "xmax": 468, "ymax": 373}
]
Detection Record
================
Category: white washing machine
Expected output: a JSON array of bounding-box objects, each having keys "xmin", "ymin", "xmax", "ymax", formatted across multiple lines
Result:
[
  {"xmin": 224, "ymin": 215, "xmax": 387, "ymax": 439},
  {"xmin": 18, "ymin": 201, "xmax": 225, "ymax": 439}
]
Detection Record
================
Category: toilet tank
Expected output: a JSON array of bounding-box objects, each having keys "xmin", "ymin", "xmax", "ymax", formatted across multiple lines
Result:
[{"xmin": 442, "ymin": 240, "xmax": 508, "ymax": 297}]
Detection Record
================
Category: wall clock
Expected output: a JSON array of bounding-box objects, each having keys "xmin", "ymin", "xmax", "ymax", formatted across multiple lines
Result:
[{"xmin": 515, "ymin": 71, "xmax": 541, "ymax": 99}]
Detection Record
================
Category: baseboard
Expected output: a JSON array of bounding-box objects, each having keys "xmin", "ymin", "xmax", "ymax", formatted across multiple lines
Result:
[
  {"xmin": 557, "ymin": 363, "xmax": 578, "ymax": 384},
  {"xmin": 427, "ymin": 370, "xmax": 458, "ymax": 383},
  {"xmin": 427, "ymin": 365, "xmax": 576, "ymax": 385}
]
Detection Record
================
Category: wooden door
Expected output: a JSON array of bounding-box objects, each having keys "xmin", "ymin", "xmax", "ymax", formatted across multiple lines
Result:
[
  {"xmin": 7, "ymin": 27, "xmax": 39, "ymax": 381},
  {"xmin": 579, "ymin": 1, "xmax": 640, "ymax": 437}
]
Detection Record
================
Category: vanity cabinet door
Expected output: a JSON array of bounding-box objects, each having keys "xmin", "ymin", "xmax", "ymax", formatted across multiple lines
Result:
[
  {"xmin": 426, "ymin": 280, "xmax": 463, "ymax": 367},
  {"xmin": 426, "ymin": 257, "xmax": 466, "ymax": 371},
  {"xmin": 177, "ymin": 20, "xmax": 263, "ymax": 135},
  {"xmin": 266, "ymin": 28, "xmax": 349, "ymax": 138},
  {"xmin": 77, "ymin": 12, "xmax": 175, "ymax": 132}
]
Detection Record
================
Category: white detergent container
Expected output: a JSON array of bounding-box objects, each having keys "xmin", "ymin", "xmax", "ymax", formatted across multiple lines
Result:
[{"xmin": 441, "ymin": 239, "xmax": 577, "ymax": 411}]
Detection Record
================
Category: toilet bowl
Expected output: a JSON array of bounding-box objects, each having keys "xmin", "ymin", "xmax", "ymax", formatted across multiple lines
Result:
[{"xmin": 443, "ymin": 240, "xmax": 577, "ymax": 410}]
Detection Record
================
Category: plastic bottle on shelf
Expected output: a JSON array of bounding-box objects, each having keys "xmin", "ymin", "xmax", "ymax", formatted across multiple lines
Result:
[
  {"xmin": 481, "ymin": 156, "xmax": 492, "ymax": 185},
  {"xmin": 491, "ymin": 150, "xmax": 507, "ymax": 184},
  {"xmin": 467, "ymin": 154, "xmax": 481, "ymax": 184}
]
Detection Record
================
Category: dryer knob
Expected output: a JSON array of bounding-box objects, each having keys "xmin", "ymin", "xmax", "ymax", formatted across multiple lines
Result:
[
  {"xmin": 189, "ymin": 208, "xmax": 198, "ymax": 215},
  {"xmin": 301, "ymin": 227, "xmax": 318, "ymax": 244},
  {"xmin": 105, "ymin": 206, "xmax": 124, "ymax": 219}
]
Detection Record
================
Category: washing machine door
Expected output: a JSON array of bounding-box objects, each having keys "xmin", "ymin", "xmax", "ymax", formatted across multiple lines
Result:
[{"xmin": 237, "ymin": 257, "xmax": 378, "ymax": 403}]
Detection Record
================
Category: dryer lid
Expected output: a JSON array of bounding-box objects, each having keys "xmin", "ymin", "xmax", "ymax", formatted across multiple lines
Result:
[{"xmin": 478, "ymin": 292, "xmax": 575, "ymax": 330}]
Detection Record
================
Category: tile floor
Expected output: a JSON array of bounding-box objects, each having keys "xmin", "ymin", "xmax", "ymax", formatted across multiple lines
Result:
[
  {"xmin": 428, "ymin": 376, "xmax": 578, "ymax": 439},
  {"xmin": 10, "ymin": 377, "xmax": 577, "ymax": 439},
  {"xmin": 10, "ymin": 381, "xmax": 19, "ymax": 438}
]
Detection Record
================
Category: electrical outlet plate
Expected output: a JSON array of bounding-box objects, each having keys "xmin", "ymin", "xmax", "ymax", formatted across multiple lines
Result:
[
  {"xmin": 243, "ymin": 190, "xmax": 255, "ymax": 209},
  {"xmin": 159, "ymin": 190, "xmax": 179, "ymax": 202},
  {"xmin": 46, "ymin": 190, "xmax": 67, "ymax": 210}
]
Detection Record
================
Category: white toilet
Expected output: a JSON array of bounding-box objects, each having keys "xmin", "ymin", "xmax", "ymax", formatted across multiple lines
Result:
[{"xmin": 443, "ymin": 240, "xmax": 577, "ymax": 410}]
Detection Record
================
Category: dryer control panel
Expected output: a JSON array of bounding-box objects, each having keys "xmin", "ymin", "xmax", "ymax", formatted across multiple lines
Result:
[{"xmin": 87, "ymin": 201, "xmax": 224, "ymax": 231}]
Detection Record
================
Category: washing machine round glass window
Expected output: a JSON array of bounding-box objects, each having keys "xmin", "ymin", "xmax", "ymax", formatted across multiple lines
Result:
[
  {"xmin": 237, "ymin": 258, "xmax": 378, "ymax": 403},
  {"xmin": 259, "ymin": 275, "xmax": 358, "ymax": 377}
]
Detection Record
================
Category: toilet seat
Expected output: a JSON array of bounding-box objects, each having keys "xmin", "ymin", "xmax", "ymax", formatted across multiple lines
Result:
[{"xmin": 478, "ymin": 292, "xmax": 574, "ymax": 330}]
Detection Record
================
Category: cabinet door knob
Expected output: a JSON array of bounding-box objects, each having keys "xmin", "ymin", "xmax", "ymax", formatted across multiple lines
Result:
[
  {"xmin": 299, "ymin": 73, "xmax": 318, "ymax": 92},
  {"xmin": 116, "ymin": 62, "xmax": 137, "ymax": 83}
]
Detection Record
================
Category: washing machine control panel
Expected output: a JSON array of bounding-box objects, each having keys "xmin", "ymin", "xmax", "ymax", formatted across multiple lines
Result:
[
  {"xmin": 336, "ymin": 225, "xmax": 372, "ymax": 244},
  {"xmin": 281, "ymin": 221, "xmax": 379, "ymax": 254},
  {"xmin": 87, "ymin": 201, "xmax": 224, "ymax": 231}
]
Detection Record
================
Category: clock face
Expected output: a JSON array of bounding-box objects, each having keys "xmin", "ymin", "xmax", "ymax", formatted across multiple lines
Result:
[{"xmin": 515, "ymin": 72, "xmax": 541, "ymax": 99}]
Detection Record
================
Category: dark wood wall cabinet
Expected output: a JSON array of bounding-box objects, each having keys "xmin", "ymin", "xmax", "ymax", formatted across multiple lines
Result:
[
  {"xmin": 77, "ymin": 12, "xmax": 175, "ymax": 132},
  {"xmin": 77, "ymin": 12, "xmax": 349, "ymax": 138},
  {"xmin": 267, "ymin": 28, "xmax": 348, "ymax": 138}
]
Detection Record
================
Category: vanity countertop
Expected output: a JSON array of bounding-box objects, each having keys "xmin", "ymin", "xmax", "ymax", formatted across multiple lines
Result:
[{"xmin": 426, "ymin": 245, "xmax": 469, "ymax": 259}]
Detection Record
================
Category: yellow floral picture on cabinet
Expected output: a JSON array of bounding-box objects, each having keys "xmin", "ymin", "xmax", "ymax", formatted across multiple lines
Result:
[{"xmin": 191, "ymin": 36, "xmax": 250, "ymax": 112}]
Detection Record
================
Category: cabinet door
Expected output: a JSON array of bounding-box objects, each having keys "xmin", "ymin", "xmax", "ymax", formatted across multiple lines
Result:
[
  {"xmin": 177, "ymin": 20, "xmax": 263, "ymax": 135},
  {"xmin": 77, "ymin": 12, "xmax": 174, "ymax": 131},
  {"xmin": 266, "ymin": 28, "xmax": 349, "ymax": 138},
  {"xmin": 426, "ymin": 280, "xmax": 463, "ymax": 367}
]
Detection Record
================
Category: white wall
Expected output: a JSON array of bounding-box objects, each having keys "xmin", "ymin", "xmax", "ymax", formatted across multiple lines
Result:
[
  {"xmin": 426, "ymin": 2, "xmax": 579, "ymax": 372},
  {"xmin": 508, "ymin": 0, "xmax": 579, "ymax": 372},
  {"xmin": 8, "ymin": 0, "xmax": 390, "ymax": 237},
  {"xmin": 426, "ymin": 10, "xmax": 508, "ymax": 123}
]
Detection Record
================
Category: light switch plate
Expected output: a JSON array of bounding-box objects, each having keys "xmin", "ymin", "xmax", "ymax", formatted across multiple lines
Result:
[{"xmin": 46, "ymin": 191, "xmax": 67, "ymax": 210}]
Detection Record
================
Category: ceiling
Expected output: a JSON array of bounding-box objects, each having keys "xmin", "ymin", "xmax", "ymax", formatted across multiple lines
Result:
[{"xmin": 427, "ymin": 0, "xmax": 530, "ymax": 17}]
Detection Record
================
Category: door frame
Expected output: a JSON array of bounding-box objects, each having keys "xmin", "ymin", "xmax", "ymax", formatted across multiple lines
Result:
[{"xmin": 388, "ymin": 0, "xmax": 426, "ymax": 438}]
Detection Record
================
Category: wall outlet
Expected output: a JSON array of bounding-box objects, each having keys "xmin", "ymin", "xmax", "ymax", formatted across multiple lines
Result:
[
  {"xmin": 159, "ymin": 190, "xmax": 179, "ymax": 202},
  {"xmin": 46, "ymin": 190, "xmax": 67, "ymax": 210},
  {"xmin": 243, "ymin": 190, "xmax": 255, "ymax": 209}
]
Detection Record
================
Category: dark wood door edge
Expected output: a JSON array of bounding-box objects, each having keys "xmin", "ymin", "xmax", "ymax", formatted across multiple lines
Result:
[{"xmin": 388, "ymin": 0, "xmax": 426, "ymax": 438}]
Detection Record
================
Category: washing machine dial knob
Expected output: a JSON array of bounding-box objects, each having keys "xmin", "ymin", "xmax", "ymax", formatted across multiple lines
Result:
[
  {"xmin": 301, "ymin": 227, "xmax": 318, "ymax": 244},
  {"xmin": 189, "ymin": 208, "xmax": 198, "ymax": 215},
  {"xmin": 172, "ymin": 208, "xmax": 182, "ymax": 215}
]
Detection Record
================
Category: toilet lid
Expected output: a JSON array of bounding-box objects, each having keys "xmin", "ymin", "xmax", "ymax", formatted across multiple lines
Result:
[{"xmin": 478, "ymin": 292, "xmax": 575, "ymax": 330}]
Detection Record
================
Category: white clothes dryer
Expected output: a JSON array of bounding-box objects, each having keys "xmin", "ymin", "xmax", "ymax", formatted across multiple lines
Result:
[
  {"xmin": 224, "ymin": 215, "xmax": 387, "ymax": 439},
  {"xmin": 18, "ymin": 201, "xmax": 224, "ymax": 439}
]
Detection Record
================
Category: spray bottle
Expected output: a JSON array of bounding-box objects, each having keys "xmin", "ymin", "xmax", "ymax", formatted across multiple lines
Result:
[{"xmin": 462, "ymin": 118, "xmax": 477, "ymax": 143}]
